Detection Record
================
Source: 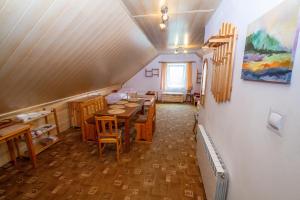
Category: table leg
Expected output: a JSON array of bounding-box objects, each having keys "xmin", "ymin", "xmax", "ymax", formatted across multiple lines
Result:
[
  {"xmin": 141, "ymin": 105, "xmax": 145, "ymax": 115},
  {"xmin": 6, "ymin": 140, "xmax": 16, "ymax": 165},
  {"xmin": 14, "ymin": 138, "xmax": 21, "ymax": 158},
  {"xmin": 24, "ymin": 130, "xmax": 37, "ymax": 168},
  {"xmin": 124, "ymin": 118, "xmax": 130, "ymax": 153}
]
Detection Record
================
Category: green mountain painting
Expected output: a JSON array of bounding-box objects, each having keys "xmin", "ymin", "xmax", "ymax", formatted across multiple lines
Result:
[{"xmin": 242, "ymin": 0, "xmax": 300, "ymax": 84}]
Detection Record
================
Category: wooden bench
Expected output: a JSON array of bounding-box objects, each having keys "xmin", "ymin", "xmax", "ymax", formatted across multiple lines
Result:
[{"xmin": 134, "ymin": 102, "xmax": 156, "ymax": 142}]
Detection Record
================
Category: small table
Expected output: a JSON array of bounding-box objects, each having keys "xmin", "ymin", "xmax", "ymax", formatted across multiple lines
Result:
[
  {"xmin": 0, "ymin": 124, "xmax": 37, "ymax": 168},
  {"xmin": 96, "ymin": 100, "xmax": 144, "ymax": 152}
]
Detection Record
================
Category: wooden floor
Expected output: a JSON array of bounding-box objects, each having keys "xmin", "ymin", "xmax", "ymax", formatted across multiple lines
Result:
[{"xmin": 0, "ymin": 104, "xmax": 206, "ymax": 200}]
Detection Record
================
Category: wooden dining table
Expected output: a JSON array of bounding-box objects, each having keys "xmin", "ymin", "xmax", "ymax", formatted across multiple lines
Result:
[{"xmin": 95, "ymin": 99, "xmax": 144, "ymax": 153}]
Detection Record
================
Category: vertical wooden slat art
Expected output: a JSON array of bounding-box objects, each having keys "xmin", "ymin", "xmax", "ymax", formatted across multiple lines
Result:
[{"xmin": 203, "ymin": 23, "xmax": 237, "ymax": 103}]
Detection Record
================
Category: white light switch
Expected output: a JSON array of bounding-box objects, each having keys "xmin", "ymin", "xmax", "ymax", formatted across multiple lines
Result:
[{"xmin": 267, "ymin": 109, "xmax": 283, "ymax": 135}]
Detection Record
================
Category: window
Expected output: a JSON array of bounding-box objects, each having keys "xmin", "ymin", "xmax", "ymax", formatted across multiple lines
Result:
[{"xmin": 166, "ymin": 63, "xmax": 187, "ymax": 91}]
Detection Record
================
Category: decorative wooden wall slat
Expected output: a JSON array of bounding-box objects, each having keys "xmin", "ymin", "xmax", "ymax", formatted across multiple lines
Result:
[{"xmin": 204, "ymin": 23, "xmax": 237, "ymax": 103}]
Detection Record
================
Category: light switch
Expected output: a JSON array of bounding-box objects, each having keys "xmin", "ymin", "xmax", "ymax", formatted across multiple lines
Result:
[{"xmin": 267, "ymin": 109, "xmax": 284, "ymax": 135}]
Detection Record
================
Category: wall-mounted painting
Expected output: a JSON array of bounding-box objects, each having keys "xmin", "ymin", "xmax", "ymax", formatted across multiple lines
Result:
[{"xmin": 242, "ymin": 0, "xmax": 300, "ymax": 84}]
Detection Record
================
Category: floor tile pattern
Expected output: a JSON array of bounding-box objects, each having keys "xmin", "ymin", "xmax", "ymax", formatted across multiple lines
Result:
[{"xmin": 0, "ymin": 104, "xmax": 206, "ymax": 200}]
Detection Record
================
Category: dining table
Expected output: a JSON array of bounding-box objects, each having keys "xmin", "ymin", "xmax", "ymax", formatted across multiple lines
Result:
[{"xmin": 95, "ymin": 99, "xmax": 144, "ymax": 153}]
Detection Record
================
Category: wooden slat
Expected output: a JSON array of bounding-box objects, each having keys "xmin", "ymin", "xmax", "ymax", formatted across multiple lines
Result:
[
  {"xmin": 0, "ymin": 0, "xmax": 32, "ymax": 44},
  {"xmin": 207, "ymin": 22, "xmax": 237, "ymax": 103},
  {"xmin": 226, "ymin": 26, "xmax": 237, "ymax": 101}
]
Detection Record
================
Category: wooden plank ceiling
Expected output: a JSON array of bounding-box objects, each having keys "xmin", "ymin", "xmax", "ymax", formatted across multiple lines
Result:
[
  {"xmin": 122, "ymin": 0, "xmax": 220, "ymax": 53},
  {"xmin": 0, "ymin": 0, "xmax": 157, "ymax": 114}
]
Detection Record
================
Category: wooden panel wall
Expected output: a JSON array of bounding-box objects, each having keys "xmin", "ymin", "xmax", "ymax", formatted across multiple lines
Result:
[{"xmin": 0, "ymin": 0, "xmax": 157, "ymax": 114}]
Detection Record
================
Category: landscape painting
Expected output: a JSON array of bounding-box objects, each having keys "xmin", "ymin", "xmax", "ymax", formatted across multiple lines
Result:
[{"xmin": 242, "ymin": 0, "xmax": 300, "ymax": 84}]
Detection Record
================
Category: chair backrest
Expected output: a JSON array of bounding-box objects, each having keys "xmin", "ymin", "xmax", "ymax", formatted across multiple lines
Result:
[
  {"xmin": 94, "ymin": 96, "xmax": 107, "ymax": 112},
  {"xmin": 81, "ymin": 99, "xmax": 97, "ymax": 124},
  {"xmin": 95, "ymin": 115, "xmax": 119, "ymax": 138}
]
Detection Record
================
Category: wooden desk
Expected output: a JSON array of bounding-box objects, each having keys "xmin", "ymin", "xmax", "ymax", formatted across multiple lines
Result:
[
  {"xmin": 96, "ymin": 100, "xmax": 144, "ymax": 152},
  {"xmin": 0, "ymin": 124, "xmax": 36, "ymax": 168}
]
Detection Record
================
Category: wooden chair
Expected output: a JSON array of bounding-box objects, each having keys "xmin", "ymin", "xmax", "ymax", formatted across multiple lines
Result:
[
  {"xmin": 80, "ymin": 96, "xmax": 108, "ymax": 141},
  {"xmin": 95, "ymin": 96, "xmax": 107, "ymax": 112},
  {"xmin": 95, "ymin": 116, "xmax": 122, "ymax": 161},
  {"xmin": 135, "ymin": 102, "xmax": 155, "ymax": 142},
  {"xmin": 185, "ymin": 89, "xmax": 192, "ymax": 103},
  {"xmin": 80, "ymin": 99, "xmax": 97, "ymax": 141},
  {"xmin": 193, "ymin": 93, "xmax": 200, "ymax": 106}
]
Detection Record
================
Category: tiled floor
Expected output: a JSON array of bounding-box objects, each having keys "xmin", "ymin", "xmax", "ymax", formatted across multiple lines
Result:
[{"xmin": 0, "ymin": 104, "xmax": 206, "ymax": 200}]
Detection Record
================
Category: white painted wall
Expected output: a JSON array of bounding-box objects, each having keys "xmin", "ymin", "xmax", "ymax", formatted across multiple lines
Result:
[
  {"xmin": 200, "ymin": 0, "xmax": 300, "ymax": 200},
  {"xmin": 122, "ymin": 53, "xmax": 202, "ymax": 98}
]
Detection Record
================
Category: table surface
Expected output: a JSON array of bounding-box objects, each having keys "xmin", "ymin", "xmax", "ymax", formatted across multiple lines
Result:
[
  {"xmin": 0, "ymin": 124, "xmax": 31, "ymax": 140},
  {"xmin": 96, "ymin": 100, "xmax": 144, "ymax": 119}
]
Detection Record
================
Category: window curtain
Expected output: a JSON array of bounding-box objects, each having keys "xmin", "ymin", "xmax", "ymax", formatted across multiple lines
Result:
[
  {"xmin": 160, "ymin": 62, "xmax": 167, "ymax": 90},
  {"xmin": 186, "ymin": 62, "xmax": 193, "ymax": 90}
]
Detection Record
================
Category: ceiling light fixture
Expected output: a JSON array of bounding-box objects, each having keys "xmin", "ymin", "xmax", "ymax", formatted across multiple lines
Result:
[
  {"xmin": 159, "ymin": 5, "xmax": 169, "ymax": 31},
  {"xmin": 174, "ymin": 46, "xmax": 188, "ymax": 54},
  {"xmin": 162, "ymin": 13, "xmax": 169, "ymax": 21},
  {"xmin": 159, "ymin": 22, "xmax": 166, "ymax": 30},
  {"xmin": 161, "ymin": 6, "xmax": 168, "ymax": 20}
]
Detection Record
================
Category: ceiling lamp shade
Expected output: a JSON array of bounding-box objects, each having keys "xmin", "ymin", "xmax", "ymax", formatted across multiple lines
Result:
[
  {"xmin": 162, "ymin": 13, "xmax": 168, "ymax": 21},
  {"xmin": 159, "ymin": 22, "xmax": 166, "ymax": 30}
]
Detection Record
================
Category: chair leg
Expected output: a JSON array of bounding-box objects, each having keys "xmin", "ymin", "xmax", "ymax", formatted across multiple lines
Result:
[
  {"xmin": 98, "ymin": 141, "xmax": 102, "ymax": 158},
  {"xmin": 116, "ymin": 142, "xmax": 120, "ymax": 162},
  {"xmin": 135, "ymin": 124, "xmax": 141, "ymax": 142},
  {"xmin": 14, "ymin": 138, "xmax": 21, "ymax": 158},
  {"xmin": 119, "ymin": 138, "xmax": 122, "ymax": 153}
]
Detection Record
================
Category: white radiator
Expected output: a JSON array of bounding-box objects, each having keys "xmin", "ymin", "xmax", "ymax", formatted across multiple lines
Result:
[{"xmin": 196, "ymin": 125, "xmax": 228, "ymax": 200}]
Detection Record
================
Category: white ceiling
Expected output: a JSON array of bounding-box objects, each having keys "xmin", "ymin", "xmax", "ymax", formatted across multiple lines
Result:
[{"xmin": 122, "ymin": 0, "xmax": 221, "ymax": 53}]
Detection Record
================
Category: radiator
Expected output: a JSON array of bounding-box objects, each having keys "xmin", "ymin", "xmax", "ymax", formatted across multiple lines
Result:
[
  {"xmin": 196, "ymin": 124, "xmax": 228, "ymax": 200},
  {"xmin": 161, "ymin": 92, "xmax": 184, "ymax": 103}
]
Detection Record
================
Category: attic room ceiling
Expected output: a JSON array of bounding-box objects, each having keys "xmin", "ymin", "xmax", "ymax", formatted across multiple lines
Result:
[
  {"xmin": 121, "ymin": 0, "xmax": 221, "ymax": 53},
  {"xmin": 0, "ymin": 0, "xmax": 157, "ymax": 114}
]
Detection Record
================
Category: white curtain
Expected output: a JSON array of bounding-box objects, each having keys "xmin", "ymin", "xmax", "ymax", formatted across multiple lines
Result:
[{"xmin": 165, "ymin": 63, "xmax": 187, "ymax": 92}]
